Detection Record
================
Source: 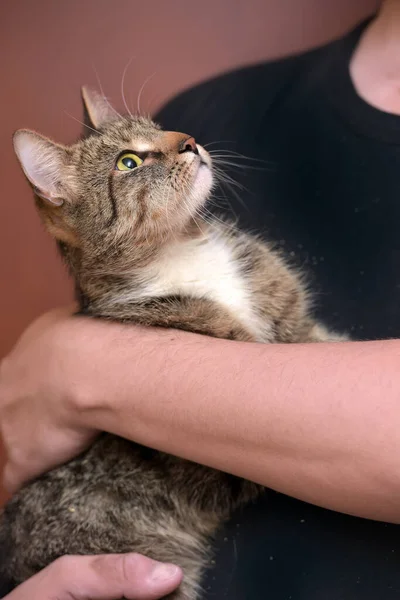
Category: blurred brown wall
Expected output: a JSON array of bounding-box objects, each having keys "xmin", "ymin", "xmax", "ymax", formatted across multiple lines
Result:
[{"xmin": 0, "ymin": 0, "xmax": 378, "ymax": 502}]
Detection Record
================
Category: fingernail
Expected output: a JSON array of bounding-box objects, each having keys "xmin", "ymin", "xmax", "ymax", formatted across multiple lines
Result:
[{"xmin": 151, "ymin": 563, "xmax": 180, "ymax": 582}]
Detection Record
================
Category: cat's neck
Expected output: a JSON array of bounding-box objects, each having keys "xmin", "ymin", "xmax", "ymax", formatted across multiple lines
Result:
[
  {"xmin": 72, "ymin": 216, "xmax": 223, "ymax": 312},
  {"xmin": 81, "ymin": 217, "xmax": 248, "ymax": 326}
]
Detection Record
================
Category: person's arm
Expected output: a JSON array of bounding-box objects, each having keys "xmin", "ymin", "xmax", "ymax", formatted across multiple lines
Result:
[
  {"xmin": 4, "ymin": 552, "xmax": 181, "ymax": 600},
  {"xmin": 1, "ymin": 308, "xmax": 400, "ymax": 523}
]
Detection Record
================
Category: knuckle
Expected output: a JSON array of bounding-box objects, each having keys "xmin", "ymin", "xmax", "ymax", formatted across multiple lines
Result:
[
  {"xmin": 92, "ymin": 552, "xmax": 140, "ymax": 585},
  {"xmin": 52, "ymin": 554, "xmax": 78, "ymax": 580}
]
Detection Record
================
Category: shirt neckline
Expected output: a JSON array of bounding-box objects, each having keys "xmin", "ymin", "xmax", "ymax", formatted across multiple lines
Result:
[{"xmin": 323, "ymin": 18, "xmax": 400, "ymax": 145}]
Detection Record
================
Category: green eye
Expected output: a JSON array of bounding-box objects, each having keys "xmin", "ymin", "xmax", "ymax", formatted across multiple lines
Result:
[{"xmin": 116, "ymin": 152, "xmax": 143, "ymax": 171}]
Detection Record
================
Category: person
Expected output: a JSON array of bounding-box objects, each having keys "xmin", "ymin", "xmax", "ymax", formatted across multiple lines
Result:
[
  {"xmin": 2, "ymin": 1, "xmax": 400, "ymax": 597},
  {"xmin": 1, "ymin": 553, "xmax": 182, "ymax": 600}
]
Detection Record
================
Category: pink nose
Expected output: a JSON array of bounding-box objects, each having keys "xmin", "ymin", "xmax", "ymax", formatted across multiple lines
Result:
[{"xmin": 178, "ymin": 136, "xmax": 198, "ymax": 155}]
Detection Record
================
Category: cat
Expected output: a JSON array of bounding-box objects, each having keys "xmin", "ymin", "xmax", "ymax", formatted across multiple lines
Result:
[{"xmin": 0, "ymin": 87, "xmax": 346, "ymax": 599}]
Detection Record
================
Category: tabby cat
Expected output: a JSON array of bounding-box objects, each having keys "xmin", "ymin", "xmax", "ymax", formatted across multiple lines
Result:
[{"xmin": 0, "ymin": 88, "xmax": 345, "ymax": 599}]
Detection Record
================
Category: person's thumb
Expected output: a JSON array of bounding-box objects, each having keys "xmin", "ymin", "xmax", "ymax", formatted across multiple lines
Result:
[{"xmin": 5, "ymin": 553, "xmax": 183, "ymax": 600}]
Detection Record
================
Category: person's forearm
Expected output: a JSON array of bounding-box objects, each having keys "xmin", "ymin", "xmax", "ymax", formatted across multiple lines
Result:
[{"xmin": 71, "ymin": 319, "xmax": 400, "ymax": 523}]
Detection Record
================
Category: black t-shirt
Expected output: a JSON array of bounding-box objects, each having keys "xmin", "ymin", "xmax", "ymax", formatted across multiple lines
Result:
[{"xmin": 155, "ymin": 19, "xmax": 400, "ymax": 600}]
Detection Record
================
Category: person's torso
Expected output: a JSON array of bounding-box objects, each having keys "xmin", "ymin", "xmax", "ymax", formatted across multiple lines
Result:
[{"xmin": 157, "ymin": 20, "xmax": 400, "ymax": 341}]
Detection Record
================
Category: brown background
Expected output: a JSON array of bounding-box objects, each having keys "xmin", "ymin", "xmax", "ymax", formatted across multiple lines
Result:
[{"xmin": 0, "ymin": 0, "xmax": 378, "ymax": 502}]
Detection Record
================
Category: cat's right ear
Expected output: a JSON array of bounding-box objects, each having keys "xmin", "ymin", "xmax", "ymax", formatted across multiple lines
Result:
[
  {"xmin": 81, "ymin": 86, "xmax": 117, "ymax": 129},
  {"xmin": 13, "ymin": 130, "xmax": 80, "ymax": 246},
  {"xmin": 13, "ymin": 130, "xmax": 71, "ymax": 206}
]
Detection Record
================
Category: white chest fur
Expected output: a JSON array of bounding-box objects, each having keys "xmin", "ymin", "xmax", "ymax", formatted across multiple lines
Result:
[{"xmin": 128, "ymin": 234, "xmax": 268, "ymax": 340}]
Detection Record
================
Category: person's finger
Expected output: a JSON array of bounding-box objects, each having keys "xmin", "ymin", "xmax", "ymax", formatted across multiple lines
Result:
[{"xmin": 5, "ymin": 553, "xmax": 183, "ymax": 600}]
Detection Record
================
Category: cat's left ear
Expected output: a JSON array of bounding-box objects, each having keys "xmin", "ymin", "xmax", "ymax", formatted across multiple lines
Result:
[
  {"xmin": 81, "ymin": 86, "xmax": 117, "ymax": 129},
  {"xmin": 13, "ymin": 130, "xmax": 71, "ymax": 206}
]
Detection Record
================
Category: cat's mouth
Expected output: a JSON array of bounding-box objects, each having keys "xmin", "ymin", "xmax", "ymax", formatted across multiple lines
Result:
[
  {"xmin": 197, "ymin": 158, "xmax": 210, "ymax": 174},
  {"xmin": 197, "ymin": 145, "xmax": 212, "ymax": 169},
  {"xmin": 193, "ymin": 151, "xmax": 211, "ymax": 176},
  {"xmin": 173, "ymin": 144, "xmax": 212, "ymax": 211},
  {"xmin": 189, "ymin": 153, "xmax": 213, "ymax": 206}
]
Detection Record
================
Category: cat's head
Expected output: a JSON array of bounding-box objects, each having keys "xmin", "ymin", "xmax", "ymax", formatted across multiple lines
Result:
[{"xmin": 13, "ymin": 87, "xmax": 213, "ymax": 269}]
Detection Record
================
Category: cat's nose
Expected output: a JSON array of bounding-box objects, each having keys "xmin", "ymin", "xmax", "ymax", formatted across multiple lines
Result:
[
  {"xmin": 161, "ymin": 131, "xmax": 200, "ymax": 155},
  {"xmin": 178, "ymin": 136, "xmax": 199, "ymax": 155}
]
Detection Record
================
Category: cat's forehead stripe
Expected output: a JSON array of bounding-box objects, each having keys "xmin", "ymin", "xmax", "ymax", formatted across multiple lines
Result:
[{"xmin": 133, "ymin": 141, "xmax": 152, "ymax": 153}]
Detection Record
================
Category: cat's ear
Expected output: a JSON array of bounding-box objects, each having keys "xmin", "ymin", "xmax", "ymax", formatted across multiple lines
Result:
[
  {"xmin": 81, "ymin": 86, "xmax": 116, "ymax": 129},
  {"xmin": 13, "ymin": 130, "xmax": 70, "ymax": 206},
  {"xmin": 14, "ymin": 130, "xmax": 79, "ymax": 246}
]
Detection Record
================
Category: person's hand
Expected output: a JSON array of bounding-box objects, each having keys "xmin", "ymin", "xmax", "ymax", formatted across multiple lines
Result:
[
  {"xmin": 0, "ymin": 306, "xmax": 100, "ymax": 494},
  {"xmin": 3, "ymin": 553, "xmax": 182, "ymax": 600}
]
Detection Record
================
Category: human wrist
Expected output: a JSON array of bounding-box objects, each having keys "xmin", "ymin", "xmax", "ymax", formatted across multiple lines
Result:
[
  {"xmin": 74, "ymin": 322, "xmax": 223, "ymax": 447},
  {"xmin": 41, "ymin": 315, "xmax": 96, "ymax": 430},
  {"xmin": 69, "ymin": 321, "xmax": 181, "ymax": 435}
]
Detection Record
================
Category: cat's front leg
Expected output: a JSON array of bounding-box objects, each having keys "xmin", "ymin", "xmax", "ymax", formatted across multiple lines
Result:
[{"xmin": 106, "ymin": 295, "xmax": 256, "ymax": 342}]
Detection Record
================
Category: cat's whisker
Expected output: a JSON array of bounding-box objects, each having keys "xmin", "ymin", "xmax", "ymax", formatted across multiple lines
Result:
[
  {"xmin": 174, "ymin": 172, "xmax": 191, "ymax": 230},
  {"xmin": 219, "ymin": 178, "xmax": 250, "ymax": 213},
  {"xmin": 64, "ymin": 111, "xmax": 98, "ymax": 134},
  {"xmin": 203, "ymin": 140, "xmax": 235, "ymax": 148},
  {"xmin": 206, "ymin": 193, "xmax": 231, "ymax": 211},
  {"xmin": 188, "ymin": 203, "xmax": 204, "ymax": 237},
  {"xmin": 212, "ymin": 160, "xmax": 248, "ymax": 180},
  {"xmin": 214, "ymin": 172, "xmax": 246, "ymax": 193},
  {"xmin": 203, "ymin": 166, "xmax": 241, "ymax": 220},
  {"xmin": 211, "ymin": 158, "xmax": 266, "ymax": 172},
  {"xmin": 176, "ymin": 162, "xmax": 243, "ymax": 231},
  {"xmin": 178, "ymin": 171, "xmax": 205, "ymax": 237},
  {"xmin": 199, "ymin": 205, "xmax": 240, "ymax": 237},
  {"xmin": 212, "ymin": 167, "xmax": 250, "ymax": 214},
  {"xmin": 159, "ymin": 169, "xmax": 180, "ymax": 244},
  {"xmin": 210, "ymin": 194, "xmax": 237, "ymax": 222},
  {"xmin": 209, "ymin": 149, "xmax": 269, "ymax": 165},
  {"xmin": 92, "ymin": 64, "xmax": 124, "ymax": 120},
  {"xmin": 164, "ymin": 178, "xmax": 176, "ymax": 242},
  {"xmin": 176, "ymin": 190, "xmax": 193, "ymax": 240},
  {"xmin": 121, "ymin": 54, "xmax": 137, "ymax": 119},
  {"xmin": 137, "ymin": 72, "xmax": 157, "ymax": 116},
  {"xmin": 198, "ymin": 208, "xmax": 226, "ymax": 230},
  {"xmin": 199, "ymin": 206, "xmax": 234, "ymax": 231},
  {"xmin": 151, "ymin": 173, "xmax": 174, "ymax": 245},
  {"xmin": 212, "ymin": 166, "xmax": 245, "ymax": 191},
  {"xmin": 210, "ymin": 156, "xmax": 268, "ymax": 171}
]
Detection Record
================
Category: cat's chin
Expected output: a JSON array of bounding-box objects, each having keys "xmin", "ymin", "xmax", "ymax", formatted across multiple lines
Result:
[{"xmin": 191, "ymin": 162, "xmax": 213, "ymax": 208}]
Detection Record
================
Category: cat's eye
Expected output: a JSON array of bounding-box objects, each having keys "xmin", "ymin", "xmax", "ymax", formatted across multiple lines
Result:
[{"xmin": 116, "ymin": 152, "xmax": 143, "ymax": 171}]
